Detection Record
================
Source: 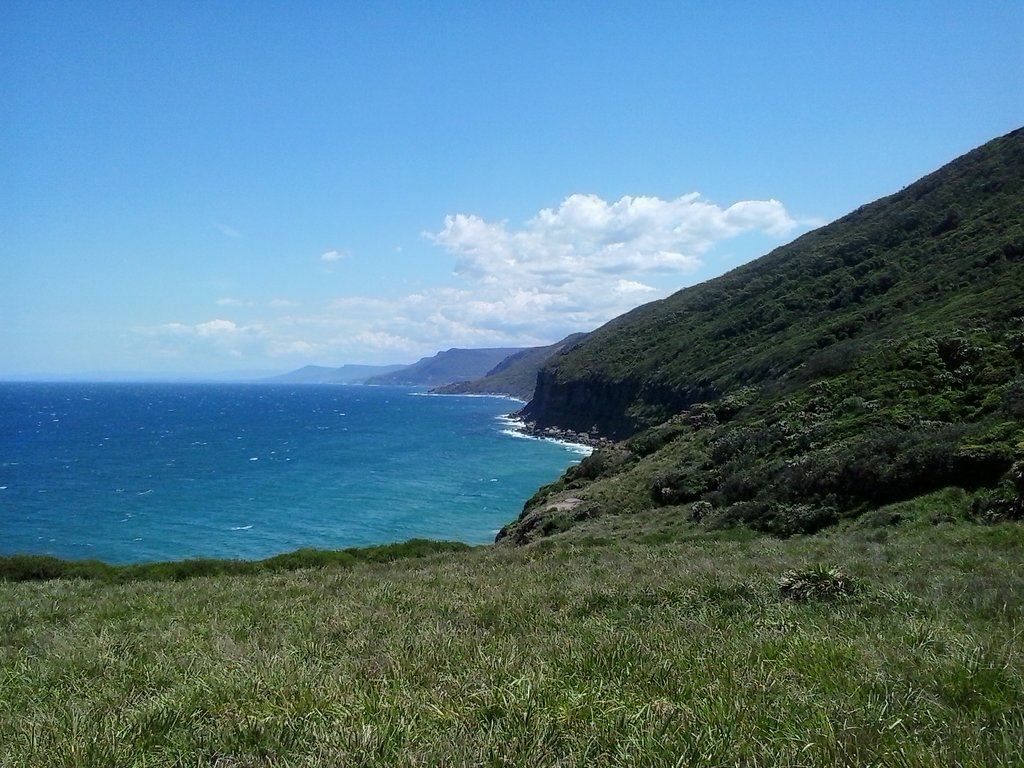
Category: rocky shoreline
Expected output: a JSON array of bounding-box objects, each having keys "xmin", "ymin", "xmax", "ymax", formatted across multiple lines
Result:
[{"xmin": 509, "ymin": 413, "xmax": 613, "ymax": 450}]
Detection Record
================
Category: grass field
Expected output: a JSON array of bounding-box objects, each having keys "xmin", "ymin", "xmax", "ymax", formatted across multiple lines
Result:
[{"xmin": 2, "ymin": 491, "xmax": 1022, "ymax": 766}]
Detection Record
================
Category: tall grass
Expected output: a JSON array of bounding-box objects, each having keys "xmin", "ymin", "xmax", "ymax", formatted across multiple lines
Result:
[{"xmin": 1, "ymin": 516, "xmax": 1022, "ymax": 766}]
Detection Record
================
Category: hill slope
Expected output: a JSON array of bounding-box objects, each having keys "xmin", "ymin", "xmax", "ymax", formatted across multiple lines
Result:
[
  {"xmin": 522, "ymin": 128, "xmax": 1024, "ymax": 438},
  {"xmin": 430, "ymin": 333, "xmax": 588, "ymax": 400},
  {"xmin": 364, "ymin": 347, "xmax": 526, "ymax": 387},
  {"xmin": 504, "ymin": 128, "xmax": 1024, "ymax": 543}
]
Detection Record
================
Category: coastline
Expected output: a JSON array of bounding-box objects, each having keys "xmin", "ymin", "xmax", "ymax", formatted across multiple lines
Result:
[
  {"xmin": 1, "ymin": 383, "xmax": 582, "ymax": 563},
  {"xmin": 423, "ymin": 388, "xmax": 600, "ymax": 454},
  {"xmin": 502, "ymin": 411, "xmax": 608, "ymax": 454}
]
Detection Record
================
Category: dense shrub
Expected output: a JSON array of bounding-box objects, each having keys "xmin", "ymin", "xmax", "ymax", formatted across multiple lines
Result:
[
  {"xmin": 651, "ymin": 466, "xmax": 715, "ymax": 506},
  {"xmin": 773, "ymin": 427, "xmax": 1011, "ymax": 508},
  {"xmin": 566, "ymin": 447, "xmax": 632, "ymax": 481},
  {"xmin": 0, "ymin": 555, "xmax": 112, "ymax": 582},
  {"xmin": 627, "ymin": 420, "xmax": 696, "ymax": 457},
  {"xmin": 262, "ymin": 549, "xmax": 358, "ymax": 571},
  {"xmin": 970, "ymin": 460, "xmax": 1024, "ymax": 522},
  {"xmin": 690, "ymin": 500, "xmax": 714, "ymax": 522},
  {"xmin": 705, "ymin": 501, "xmax": 840, "ymax": 538},
  {"xmin": 0, "ymin": 539, "xmax": 471, "ymax": 584}
]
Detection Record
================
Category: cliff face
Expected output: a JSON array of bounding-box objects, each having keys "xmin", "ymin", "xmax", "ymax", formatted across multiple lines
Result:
[
  {"xmin": 520, "ymin": 371, "xmax": 640, "ymax": 439},
  {"xmin": 520, "ymin": 127, "xmax": 1024, "ymax": 441},
  {"xmin": 521, "ymin": 371, "xmax": 721, "ymax": 440}
]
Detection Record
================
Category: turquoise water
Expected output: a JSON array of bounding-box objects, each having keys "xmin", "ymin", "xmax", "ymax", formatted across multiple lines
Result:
[{"xmin": 0, "ymin": 383, "xmax": 586, "ymax": 564}]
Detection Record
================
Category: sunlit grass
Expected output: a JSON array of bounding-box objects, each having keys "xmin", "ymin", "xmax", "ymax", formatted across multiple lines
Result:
[{"xmin": 2, "ymin": 514, "xmax": 1022, "ymax": 766}]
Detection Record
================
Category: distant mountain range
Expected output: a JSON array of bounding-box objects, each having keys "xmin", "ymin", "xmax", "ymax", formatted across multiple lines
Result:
[
  {"xmin": 268, "ymin": 338, "xmax": 586, "ymax": 398},
  {"xmin": 268, "ymin": 347, "xmax": 537, "ymax": 389},
  {"xmin": 430, "ymin": 334, "xmax": 588, "ymax": 400},
  {"xmin": 363, "ymin": 348, "xmax": 528, "ymax": 387},
  {"xmin": 262, "ymin": 364, "xmax": 408, "ymax": 385}
]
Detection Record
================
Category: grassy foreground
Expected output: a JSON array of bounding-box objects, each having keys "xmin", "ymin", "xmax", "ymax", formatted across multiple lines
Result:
[{"xmin": 2, "ymin": 495, "xmax": 1023, "ymax": 766}]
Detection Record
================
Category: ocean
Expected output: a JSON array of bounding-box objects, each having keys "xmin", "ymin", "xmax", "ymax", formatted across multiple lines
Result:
[{"xmin": 0, "ymin": 382, "xmax": 588, "ymax": 564}]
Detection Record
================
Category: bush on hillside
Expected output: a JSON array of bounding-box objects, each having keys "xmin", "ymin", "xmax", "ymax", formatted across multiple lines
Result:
[
  {"xmin": 970, "ymin": 460, "xmax": 1024, "ymax": 522},
  {"xmin": 0, "ymin": 555, "xmax": 112, "ymax": 582},
  {"xmin": 774, "ymin": 427, "xmax": 1012, "ymax": 508},
  {"xmin": 0, "ymin": 539, "xmax": 471, "ymax": 584},
  {"xmin": 567, "ymin": 447, "xmax": 633, "ymax": 481},
  {"xmin": 705, "ymin": 501, "xmax": 840, "ymax": 538}
]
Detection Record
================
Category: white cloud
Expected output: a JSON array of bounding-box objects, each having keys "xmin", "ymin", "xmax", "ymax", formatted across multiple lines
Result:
[
  {"xmin": 429, "ymin": 193, "xmax": 795, "ymax": 287},
  {"xmin": 149, "ymin": 192, "xmax": 801, "ymax": 367},
  {"xmin": 269, "ymin": 298, "xmax": 300, "ymax": 308},
  {"xmin": 416, "ymin": 192, "xmax": 798, "ymax": 345},
  {"xmin": 195, "ymin": 319, "xmax": 239, "ymax": 336},
  {"xmin": 613, "ymin": 279, "xmax": 658, "ymax": 295},
  {"xmin": 148, "ymin": 318, "xmax": 270, "ymax": 362}
]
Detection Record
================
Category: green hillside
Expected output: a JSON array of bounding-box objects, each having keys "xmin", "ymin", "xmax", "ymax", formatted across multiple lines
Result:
[
  {"xmin": 506, "ymin": 128, "xmax": 1023, "ymax": 542},
  {"xmin": 364, "ymin": 347, "xmax": 526, "ymax": 387},
  {"xmin": 431, "ymin": 333, "xmax": 587, "ymax": 400}
]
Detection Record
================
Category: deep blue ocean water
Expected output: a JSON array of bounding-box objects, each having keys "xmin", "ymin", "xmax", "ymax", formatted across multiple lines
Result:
[{"xmin": 0, "ymin": 382, "xmax": 587, "ymax": 564}]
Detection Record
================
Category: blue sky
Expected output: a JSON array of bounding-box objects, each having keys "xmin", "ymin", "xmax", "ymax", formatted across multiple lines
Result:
[{"xmin": 3, "ymin": 1, "xmax": 1021, "ymax": 377}]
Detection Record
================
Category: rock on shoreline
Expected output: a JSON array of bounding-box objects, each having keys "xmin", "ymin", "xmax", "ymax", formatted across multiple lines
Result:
[{"xmin": 510, "ymin": 413, "xmax": 612, "ymax": 450}]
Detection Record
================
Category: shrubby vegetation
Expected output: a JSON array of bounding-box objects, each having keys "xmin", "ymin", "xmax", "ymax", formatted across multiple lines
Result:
[
  {"xmin": 508, "ymin": 321, "xmax": 1023, "ymax": 542},
  {"xmin": 0, "ymin": 539, "xmax": 469, "ymax": 584},
  {"xmin": 505, "ymin": 128, "xmax": 1024, "ymax": 543}
]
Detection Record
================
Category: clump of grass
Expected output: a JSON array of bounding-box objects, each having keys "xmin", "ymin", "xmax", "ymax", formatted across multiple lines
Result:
[{"xmin": 777, "ymin": 563, "xmax": 860, "ymax": 600}]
